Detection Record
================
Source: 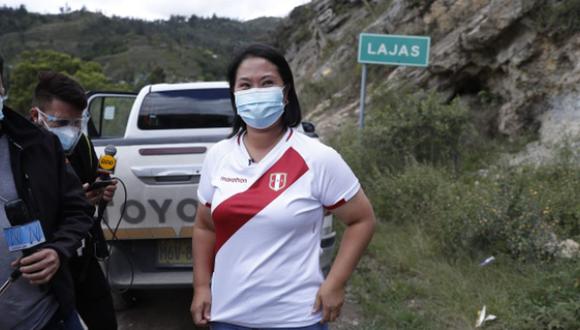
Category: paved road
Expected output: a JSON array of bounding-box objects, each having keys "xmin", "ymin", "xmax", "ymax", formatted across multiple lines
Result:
[{"xmin": 116, "ymin": 289, "xmax": 197, "ymax": 330}]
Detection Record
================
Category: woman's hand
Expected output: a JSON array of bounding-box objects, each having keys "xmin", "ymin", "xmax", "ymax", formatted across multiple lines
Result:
[
  {"xmin": 191, "ymin": 203, "xmax": 215, "ymax": 327},
  {"xmin": 312, "ymin": 280, "xmax": 345, "ymax": 323},
  {"xmin": 313, "ymin": 189, "xmax": 375, "ymax": 323},
  {"xmin": 191, "ymin": 285, "xmax": 212, "ymax": 327}
]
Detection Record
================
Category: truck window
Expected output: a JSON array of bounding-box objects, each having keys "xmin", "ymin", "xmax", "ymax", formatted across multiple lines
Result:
[
  {"xmin": 138, "ymin": 88, "xmax": 234, "ymax": 130},
  {"xmin": 89, "ymin": 95, "xmax": 135, "ymax": 138}
]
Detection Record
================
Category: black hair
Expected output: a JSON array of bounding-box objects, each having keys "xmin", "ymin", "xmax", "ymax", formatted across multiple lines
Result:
[
  {"xmin": 226, "ymin": 44, "xmax": 301, "ymax": 138},
  {"xmin": 33, "ymin": 71, "xmax": 87, "ymax": 112}
]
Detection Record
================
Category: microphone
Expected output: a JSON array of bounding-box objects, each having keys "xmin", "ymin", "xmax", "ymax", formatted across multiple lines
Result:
[
  {"xmin": 94, "ymin": 145, "xmax": 117, "ymax": 259},
  {"xmin": 248, "ymin": 158, "xmax": 254, "ymax": 166},
  {"xmin": 97, "ymin": 145, "xmax": 117, "ymax": 216},
  {"xmin": 98, "ymin": 145, "xmax": 117, "ymax": 176}
]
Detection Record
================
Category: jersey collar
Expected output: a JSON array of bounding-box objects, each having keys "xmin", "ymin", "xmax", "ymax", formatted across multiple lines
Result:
[{"xmin": 237, "ymin": 128, "xmax": 294, "ymax": 166}]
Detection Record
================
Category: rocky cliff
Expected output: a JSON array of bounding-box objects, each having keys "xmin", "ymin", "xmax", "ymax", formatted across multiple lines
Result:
[{"xmin": 278, "ymin": 0, "xmax": 580, "ymax": 155}]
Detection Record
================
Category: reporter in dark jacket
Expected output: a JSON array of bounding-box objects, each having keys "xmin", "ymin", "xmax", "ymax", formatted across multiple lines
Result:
[
  {"xmin": 0, "ymin": 59, "xmax": 93, "ymax": 329},
  {"xmin": 30, "ymin": 72, "xmax": 118, "ymax": 330}
]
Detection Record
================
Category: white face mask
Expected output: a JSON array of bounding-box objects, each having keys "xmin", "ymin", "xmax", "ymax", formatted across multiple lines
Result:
[
  {"xmin": 46, "ymin": 125, "xmax": 82, "ymax": 152},
  {"xmin": 234, "ymin": 86, "xmax": 285, "ymax": 129},
  {"xmin": 35, "ymin": 108, "xmax": 85, "ymax": 153}
]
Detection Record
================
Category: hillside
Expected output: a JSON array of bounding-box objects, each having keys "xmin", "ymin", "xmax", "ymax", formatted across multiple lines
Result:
[
  {"xmin": 275, "ymin": 2, "xmax": 580, "ymax": 329},
  {"xmin": 2, "ymin": 2, "xmax": 578, "ymax": 329},
  {"xmin": 0, "ymin": 6, "xmax": 280, "ymax": 85},
  {"xmin": 277, "ymin": 0, "xmax": 580, "ymax": 155}
]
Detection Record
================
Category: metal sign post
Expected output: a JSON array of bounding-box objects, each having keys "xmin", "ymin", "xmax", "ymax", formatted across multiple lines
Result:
[
  {"xmin": 357, "ymin": 33, "xmax": 431, "ymax": 128},
  {"xmin": 359, "ymin": 64, "xmax": 367, "ymax": 129}
]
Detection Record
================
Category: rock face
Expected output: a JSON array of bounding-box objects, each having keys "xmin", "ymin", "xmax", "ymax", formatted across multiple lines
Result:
[{"xmin": 279, "ymin": 0, "xmax": 580, "ymax": 145}]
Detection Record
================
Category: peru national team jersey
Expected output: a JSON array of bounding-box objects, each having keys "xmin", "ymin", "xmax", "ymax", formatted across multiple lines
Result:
[{"xmin": 197, "ymin": 129, "xmax": 360, "ymax": 328}]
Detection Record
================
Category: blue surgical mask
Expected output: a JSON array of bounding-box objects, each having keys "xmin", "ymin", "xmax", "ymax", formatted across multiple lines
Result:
[
  {"xmin": 234, "ymin": 86, "xmax": 285, "ymax": 129},
  {"xmin": 48, "ymin": 126, "xmax": 82, "ymax": 153}
]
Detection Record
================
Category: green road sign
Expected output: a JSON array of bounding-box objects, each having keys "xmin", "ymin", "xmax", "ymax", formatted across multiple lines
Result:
[{"xmin": 358, "ymin": 33, "xmax": 430, "ymax": 67}]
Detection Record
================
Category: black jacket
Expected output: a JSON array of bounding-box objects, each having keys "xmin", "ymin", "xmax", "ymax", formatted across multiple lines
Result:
[
  {"xmin": 2, "ymin": 106, "xmax": 94, "ymax": 316},
  {"xmin": 68, "ymin": 134, "xmax": 98, "ymax": 186}
]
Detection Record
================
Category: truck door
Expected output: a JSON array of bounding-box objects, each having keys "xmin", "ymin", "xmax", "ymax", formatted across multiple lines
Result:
[
  {"xmin": 86, "ymin": 92, "xmax": 137, "ymax": 139},
  {"xmin": 85, "ymin": 92, "xmax": 136, "ymax": 239}
]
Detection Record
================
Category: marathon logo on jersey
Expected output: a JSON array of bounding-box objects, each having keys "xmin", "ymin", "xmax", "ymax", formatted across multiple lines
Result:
[
  {"xmin": 269, "ymin": 172, "xmax": 287, "ymax": 191},
  {"xmin": 221, "ymin": 176, "xmax": 247, "ymax": 184}
]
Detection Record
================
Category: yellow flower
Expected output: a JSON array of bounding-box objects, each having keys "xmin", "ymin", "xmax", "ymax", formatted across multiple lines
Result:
[{"xmin": 542, "ymin": 209, "xmax": 550, "ymax": 215}]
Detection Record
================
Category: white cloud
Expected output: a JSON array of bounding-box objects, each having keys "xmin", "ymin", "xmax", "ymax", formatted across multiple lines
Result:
[{"xmin": 1, "ymin": 0, "xmax": 311, "ymax": 21}]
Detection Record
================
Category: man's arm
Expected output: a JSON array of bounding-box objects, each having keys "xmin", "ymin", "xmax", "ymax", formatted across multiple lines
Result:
[
  {"xmin": 18, "ymin": 134, "xmax": 94, "ymax": 284},
  {"xmin": 44, "ymin": 135, "xmax": 94, "ymax": 259}
]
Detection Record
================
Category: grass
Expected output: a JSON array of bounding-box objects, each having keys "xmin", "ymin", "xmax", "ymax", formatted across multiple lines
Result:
[
  {"xmin": 340, "ymin": 221, "xmax": 579, "ymax": 329},
  {"xmin": 326, "ymin": 86, "xmax": 580, "ymax": 329}
]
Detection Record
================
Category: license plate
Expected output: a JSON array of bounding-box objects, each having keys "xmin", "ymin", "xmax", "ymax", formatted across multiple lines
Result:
[{"xmin": 157, "ymin": 239, "xmax": 192, "ymax": 266}]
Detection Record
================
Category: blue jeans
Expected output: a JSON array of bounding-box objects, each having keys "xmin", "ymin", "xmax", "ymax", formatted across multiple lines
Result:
[
  {"xmin": 42, "ymin": 310, "xmax": 83, "ymax": 330},
  {"xmin": 210, "ymin": 322, "xmax": 329, "ymax": 330}
]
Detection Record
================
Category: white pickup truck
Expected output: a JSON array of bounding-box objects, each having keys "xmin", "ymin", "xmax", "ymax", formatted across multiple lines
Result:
[{"xmin": 86, "ymin": 82, "xmax": 336, "ymax": 290}]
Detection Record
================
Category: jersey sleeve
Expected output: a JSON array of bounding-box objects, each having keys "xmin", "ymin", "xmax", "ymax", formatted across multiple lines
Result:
[
  {"xmin": 197, "ymin": 144, "xmax": 220, "ymax": 207},
  {"xmin": 315, "ymin": 147, "xmax": 361, "ymax": 210}
]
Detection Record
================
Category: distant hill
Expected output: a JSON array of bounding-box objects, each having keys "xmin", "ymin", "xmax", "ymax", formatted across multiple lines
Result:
[{"xmin": 0, "ymin": 6, "xmax": 281, "ymax": 86}]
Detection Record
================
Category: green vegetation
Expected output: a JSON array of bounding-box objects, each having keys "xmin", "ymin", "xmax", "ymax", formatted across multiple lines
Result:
[
  {"xmin": 342, "ymin": 221, "xmax": 579, "ymax": 329},
  {"xmin": 0, "ymin": 6, "xmax": 280, "ymax": 87},
  {"xmin": 331, "ymin": 89, "xmax": 580, "ymax": 329},
  {"xmin": 276, "ymin": 4, "xmax": 315, "ymax": 50},
  {"xmin": 335, "ymin": 89, "xmax": 469, "ymax": 174},
  {"xmin": 8, "ymin": 50, "xmax": 129, "ymax": 113},
  {"xmin": 532, "ymin": 0, "xmax": 580, "ymax": 40},
  {"xmin": 3, "ymin": 3, "xmax": 578, "ymax": 328}
]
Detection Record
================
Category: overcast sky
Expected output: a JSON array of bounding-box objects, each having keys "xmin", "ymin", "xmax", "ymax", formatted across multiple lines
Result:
[{"xmin": 1, "ymin": 0, "xmax": 312, "ymax": 21}]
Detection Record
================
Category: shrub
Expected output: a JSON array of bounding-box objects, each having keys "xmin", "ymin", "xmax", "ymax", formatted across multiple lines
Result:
[
  {"xmin": 428, "ymin": 160, "xmax": 580, "ymax": 261},
  {"xmin": 332, "ymin": 88, "xmax": 579, "ymax": 261},
  {"xmin": 364, "ymin": 165, "xmax": 451, "ymax": 226},
  {"xmin": 333, "ymin": 89, "xmax": 471, "ymax": 178},
  {"xmin": 517, "ymin": 260, "xmax": 580, "ymax": 329}
]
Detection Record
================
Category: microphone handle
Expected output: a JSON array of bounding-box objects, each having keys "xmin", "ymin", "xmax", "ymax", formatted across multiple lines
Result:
[
  {"xmin": 97, "ymin": 199, "xmax": 108, "ymax": 217},
  {"xmin": 94, "ymin": 174, "xmax": 111, "ymax": 258},
  {"xmin": 1, "ymin": 249, "xmax": 37, "ymax": 297},
  {"xmin": 96, "ymin": 171, "xmax": 111, "ymax": 217}
]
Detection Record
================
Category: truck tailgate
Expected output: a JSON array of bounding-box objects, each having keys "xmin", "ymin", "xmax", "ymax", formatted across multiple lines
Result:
[{"xmin": 94, "ymin": 139, "xmax": 222, "ymax": 241}]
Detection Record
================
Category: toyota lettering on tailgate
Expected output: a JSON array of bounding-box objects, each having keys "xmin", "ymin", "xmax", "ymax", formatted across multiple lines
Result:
[{"xmin": 104, "ymin": 198, "xmax": 198, "ymax": 224}]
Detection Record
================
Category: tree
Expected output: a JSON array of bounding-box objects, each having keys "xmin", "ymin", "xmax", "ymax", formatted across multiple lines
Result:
[
  {"xmin": 146, "ymin": 66, "xmax": 166, "ymax": 85},
  {"xmin": 8, "ymin": 50, "xmax": 129, "ymax": 114}
]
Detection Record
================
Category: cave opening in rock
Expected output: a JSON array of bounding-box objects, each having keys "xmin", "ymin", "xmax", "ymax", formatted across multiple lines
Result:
[{"xmin": 455, "ymin": 75, "xmax": 485, "ymax": 95}]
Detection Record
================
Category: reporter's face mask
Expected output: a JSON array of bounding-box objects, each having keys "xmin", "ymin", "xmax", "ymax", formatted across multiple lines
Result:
[
  {"xmin": 234, "ymin": 86, "xmax": 285, "ymax": 129},
  {"xmin": 47, "ymin": 126, "xmax": 82, "ymax": 152},
  {"xmin": 36, "ymin": 108, "xmax": 85, "ymax": 153}
]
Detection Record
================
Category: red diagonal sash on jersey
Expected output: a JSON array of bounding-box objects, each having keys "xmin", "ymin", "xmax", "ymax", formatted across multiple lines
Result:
[{"xmin": 212, "ymin": 147, "xmax": 308, "ymax": 255}]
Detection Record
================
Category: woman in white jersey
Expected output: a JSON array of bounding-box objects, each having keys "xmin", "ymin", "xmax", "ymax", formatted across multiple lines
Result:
[{"xmin": 191, "ymin": 44, "xmax": 376, "ymax": 329}]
